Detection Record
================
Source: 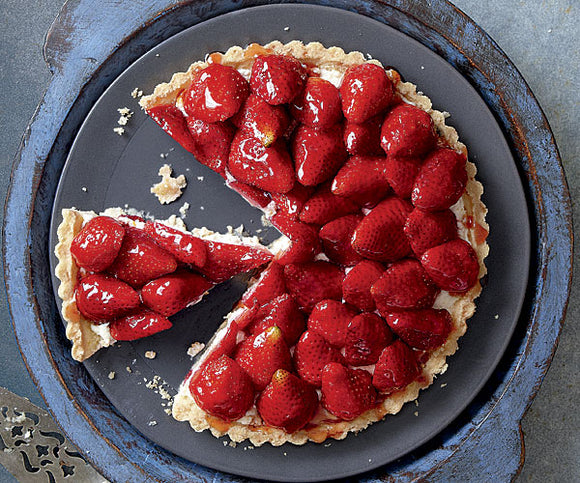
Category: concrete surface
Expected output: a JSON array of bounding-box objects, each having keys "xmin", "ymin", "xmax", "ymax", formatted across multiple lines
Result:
[{"xmin": 0, "ymin": 1, "xmax": 577, "ymax": 481}]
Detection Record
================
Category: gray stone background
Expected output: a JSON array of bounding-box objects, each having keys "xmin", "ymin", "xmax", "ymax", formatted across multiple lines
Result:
[{"xmin": 0, "ymin": 1, "xmax": 577, "ymax": 481}]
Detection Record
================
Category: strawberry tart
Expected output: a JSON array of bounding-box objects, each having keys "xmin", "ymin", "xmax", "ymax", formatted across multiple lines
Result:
[{"xmin": 54, "ymin": 41, "xmax": 488, "ymax": 447}]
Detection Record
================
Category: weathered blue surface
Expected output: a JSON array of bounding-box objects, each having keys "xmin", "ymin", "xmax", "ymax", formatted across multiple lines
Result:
[{"xmin": 2, "ymin": 0, "xmax": 572, "ymax": 482}]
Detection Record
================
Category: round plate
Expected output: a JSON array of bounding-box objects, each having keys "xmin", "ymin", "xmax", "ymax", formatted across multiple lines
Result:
[{"xmin": 46, "ymin": 5, "xmax": 529, "ymax": 481}]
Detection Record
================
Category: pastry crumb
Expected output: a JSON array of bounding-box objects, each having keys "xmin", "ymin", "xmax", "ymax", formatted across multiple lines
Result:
[
  {"xmin": 284, "ymin": 26, "xmax": 290, "ymax": 31},
  {"xmin": 126, "ymin": 366, "xmax": 132, "ymax": 373},
  {"xmin": 145, "ymin": 350, "xmax": 156, "ymax": 359},
  {"xmin": 113, "ymin": 127, "xmax": 125, "ymax": 135},
  {"xmin": 187, "ymin": 341, "xmax": 205, "ymax": 358},
  {"xmin": 494, "ymin": 314, "xmax": 499, "ymax": 319},
  {"xmin": 200, "ymin": 206, "xmax": 205, "ymax": 211},
  {"xmin": 108, "ymin": 371, "xmax": 116, "ymax": 380},
  {"xmin": 179, "ymin": 202, "xmax": 190, "ymax": 218},
  {"xmin": 441, "ymin": 383, "xmax": 447, "ymax": 388},
  {"xmin": 131, "ymin": 87, "xmax": 143, "ymax": 98},
  {"xmin": 148, "ymin": 420, "xmax": 157, "ymax": 426},
  {"xmin": 151, "ymin": 164, "xmax": 187, "ymax": 204},
  {"xmin": 81, "ymin": 186, "xmax": 87, "ymax": 192},
  {"xmin": 229, "ymin": 441, "xmax": 237, "ymax": 448},
  {"xmin": 414, "ymin": 411, "xmax": 419, "ymax": 417},
  {"xmin": 414, "ymin": 399, "xmax": 419, "ymax": 407},
  {"xmin": 197, "ymin": 175, "xmax": 204, "ymax": 181},
  {"xmin": 164, "ymin": 408, "xmax": 172, "ymax": 415}
]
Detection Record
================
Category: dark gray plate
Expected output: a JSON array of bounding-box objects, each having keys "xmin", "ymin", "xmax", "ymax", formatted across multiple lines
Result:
[{"xmin": 48, "ymin": 5, "xmax": 529, "ymax": 481}]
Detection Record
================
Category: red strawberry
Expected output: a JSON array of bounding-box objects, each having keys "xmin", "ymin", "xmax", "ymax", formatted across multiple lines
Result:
[
  {"xmin": 371, "ymin": 259, "xmax": 439, "ymax": 312},
  {"xmin": 141, "ymin": 270, "xmax": 214, "ymax": 317},
  {"xmin": 290, "ymin": 77, "xmax": 342, "ymax": 129},
  {"xmin": 293, "ymin": 330, "xmax": 343, "ymax": 386},
  {"xmin": 270, "ymin": 183, "xmax": 315, "ymax": 220},
  {"xmin": 307, "ymin": 299, "xmax": 357, "ymax": 348},
  {"xmin": 321, "ymin": 363, "xmax": 377, "ymax": 420},
  {"xmin": 404, "ymin": 208, "xmax": 458, "ymax": 257},
  {"xmin": 241, "ymin": 262, "xmax": 286, "ymax": 308},
  {"xmin": 107, "ymin": 227, "xmax": 177, "ymax": 287},
  {"xmin": 228, "ymin": 131, "xmax": 295, "ymax": 194},
  {"xmin": 412, "ymin": 148, "xmax": 468, "ymax": 211},
  {"xmin": 384, "ymin": 156, "xmax": 421, "ymax": 199},
  {"xmin": 384, "ymin": 309, "xmax": 452, "ymax": 350},
  {"xmin": 292, "ymin": 124, "xmax": 348, "ymax": 186},
  {"xmin": 204, "ymin": 321, "xmax": 241, "ymax": 363},
  {"xmin": 283, "ymin": 261, "xmax": 344, "ymax": 312},
  {"xmin": 343, "ymin": 114, "xmax": 384, "ymax": 156},
  {"xmin": 144, "ymin": 221, "xmax": 207, "ymax": 268},
  {"xmin": 319, "ymin": 214, "xmax": 364, "ymax": 266},
  {"xmin": 186, "ymin": 117, "xmax": 235, "ymax": 176},
  {"xmin": 351, "ymin": 196, "xmax": 413, "ymax": 262},
  {"xmin": 299, "ymin": 183, "xmax": 359, "ymax": 225},
  {"xmin": 271, "ymin": 213, "xmax": 321, "ymax": 264},
  {"xmin": 381, "ymin": 104, "xmax": 436, "ymax": 158},
  {"xmin": 191, "ymin": 355, "xmax": 255, "ymax": 421},
  {"xmin": 373, "ymin": 340, "xmax": 421, "ymax": 393},
  {"xmin": 331, "ymin": 155, "xmax": 390, "ymax": 206},
  {"xmin": 421, "ymin": 239, "xmax": 479, "ymax": 292},
  {"xmin": 232, "ymin": 94, "xmax": 290, "ymax": 147},
  {"xmin": 75, "ymin": 273, "xmax": 140, "ymax": 322},
  {"xmin": 341, "ymin": 260, "xmax": 385, "ymax": 311},
  {"xmin": 109, "ymin": 307, "xmax": 173, "ymax": 341},
  {"xmin": 182, "ymin": 63, "xmax": 249, "ymax": 122},
  {"xmin": 227, "ymin": 180, "xmax": 272, "ymax": 209},
  {"xmin": 70, "ymin": 216, "xmax": 125, "ymax": 272},
  {"xmin": 247, "ymin": 294, "xmax": 305, "ymax": 346},
  {"xmin": 146, "ymin": 105, "xmax": 197, "ymax": 153},
  {"xmin": 340, "ymin": 63, "xmax": 395, "ymax": 123},
  {"xmin": 257, "ymin": 369, "xmax": 318, "ymax": 433},
  {"xmin": 250, "ymin": 54, "xmax": 307, "ymax": 105},
  {"xmin": 344, "ymin": 313, "xmax": 394, "ymax": 366}
]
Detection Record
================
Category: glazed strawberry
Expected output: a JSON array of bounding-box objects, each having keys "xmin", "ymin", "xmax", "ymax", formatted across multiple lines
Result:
[
  {"xmin": 191, "ymin": 355, "xmax": 255, "ymax": 421},
  {"xmin": 321, "ymin": 363, "xmax": 377, "ymax": 420},
  {"xmin": 341, "ymin": 260, "xmax": 385, "ymax": 311},
  {"xmin": 373, "ymin": 340, "xmax": 421, "ymax": 393},
  {"xmin": 232, "ymin": 94, "xmax": 290, "ymax": 147},
  {"xmin": 247, "ymin": 294, "xmax": 305, "ymax": 346},
  {"xmin": 186, "ymin": 117, "xmax": 235, "ymax": 176},
  {"xmin": 404, "ymin": 208, "xmax": 458, "ymax": 257},
  {"xmin": 146, "ymin": 105, "xmax": 197, "ymax": 153},
  {"xmin": 257, "ymin": 369, "xmax": 318, "ymax": 433},
  {"xmin": 331, "ymin": 155, "xmax": 390, "ymax": 206},
  {"xmin": 270, "ymin": 183, "xmax": 315, "ymax": 220},
  {"xmin": 75, "ymin": 273, "xmax": 140, "ymax": 322},
  {"xmin": 344, "ymin": 313, "xmax": 394, "ymax": 366},
  {"xmin": 227, "ymin": 180, "xmax": 272, "ymax": 209},
  {"xmin": 292, "ymin": 124, "xmax": 348, "ymax": 186},
  {"xmin": 340, "ymin": 63, "xmax": 395, "ymax": 123},
  {"xmin": 307, "ymin": 299, "xmax": 358, "ymax": 348},
  {"xmin": 271, "ymin": 213, "xmax": 321, "ymax": 264},
  {"xmin": 371, "ymin": 259, "xmax": 439, "ymax": 312},
  {"xmin": 293, "ymin": 330, "xmax": 343, "ymax": 386},
  {"xmin": 250, "ymin": 54, "xmax": 307, "ymax": 105},
  {"xmin": 234, "ymin": 326, "xmax": 293, "ymax": 390},
  {"xmin": 351, "ymin": 196, "xmax": 413, "ymax": 262},
  {"xmin": 182, "ymin": 63, "xmax": 249, "ymax": 122},
  {"xmin": 412, "ymin": 148, "xmax": 467, "ymax": 211},
  {"xmin": 109, "ymin": 307, "xmax": 173, "ymax": 341},
  {"xmin": 107, "ymin": 227, "xmax": 177, "ymax": 287},
  {"xmin": 384, "ymin": 309, "xmax": 452, "ymax": 350},
  {"xmin": 283, "ymin": 261, "xmax": 344, "ymax": 312},
  {"xmin": 421, "ymin": 239, "xmax": 479, "ymax": 292},
  {"xmin": 319, "ymin": 214, "xmax": 364, "ymax": 266},
  {"xmin": 299, "ymin": 184, "xmax": 359, "ymax": 225},
  {"xmin": 384, "ymin": 156, "xmax": 421, "ymax": 199},
  {"xmin": 241, "ymin": 262, "xmax": 286, "ymax": 308},
  {"xmin": 204, "ymin": 321, "xmax": 241, "ymax": 363},
  {"xmin": 70, "ymin": 216, "xmax": 125, "ymax": 272},
  {"xmin": 290, "ymin": 77, "xmax": 342, "ymax": 129},
  {"xmin": 343, "ymin": 114, "xmax": 384, "ymax": 156},
  {"xmin": 380, "ymin": 104, "xmax": 437, "ymax": 158},
  {"xmin": 141, "ymin": 270, "xmax": 214, "ymax": 317},
  {"xmin": 228, "ymin": 131, "xmax": 295, "ymax": 194},
  {"xmin": 144, "ymin": 221, "xmax": 207, "ymax": 268}
]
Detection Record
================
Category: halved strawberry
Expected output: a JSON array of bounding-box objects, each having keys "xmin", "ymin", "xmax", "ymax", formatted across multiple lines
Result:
[
  {"xmin": 340, "ymin": 63, "xmax": 395, "ymax": 123},
  {"xmin": 404, "ymin": 208, "xmax": 458, "ymax": 257},
  {"xmin": 241, "ymin": 261, "xmax": 286, "ymax": 308},
  {"xmin": 299, "ymin": 183, "xmax": 359, "ymax": 225},
  {"xmin": 228, "ymin": 131, "xmax": 295, "ymax": 194},
  {"xmin": 293, "ymin": 330, "xmax": 343, "ymax": 387},
  {"xmin": 343, "ymin": 114, "xmax": 384, "ymax": 156},
  {"xmin": 75, "ymin": 273, "xmax": 140, "ymax": 322},
  {"xmin": 319, "ymin": 214, "xmax": 364, "ymax": 266},
  {"xmin": 412, "ymin": 148, "xmax": 468, "ymax": 211},
  {"xmin": 182, "ymin": 63, "xmax": 250, "ymax": 122},
  {"xmin": 109, "ymin": 307, "xmax": 173, "ymax": 341},
  {"xmin": 283, "ymin": 261, "xmax": 344, "ymax": 312},
  {"xmin": 232, "ymin": 94, "xmax": 290, "ymax": 147},
  {"xmin": 380, "ymin": 104, "xmax": 436, "ymax": 158},
  {"xmin": 257, "ymin": 369, "xmax": 318, "ymax": 433},
  {"xmin": 191, "ymin": 355, "xmax": 255, "ymax": 421},
  {"xmin": 344, "ymin": 313, "xmax": 394, "ymax": 366},
  {"xmin": 70, "ymin": 216, "xmax": 125, "ymax": 272},
  {"xmin": 144, "ymin": 221, "xmax": 207, "ymax": 268},
  {"xmin": 247, "ymin": 294, "xmax": 305, "ymax": 346},
  {"xmin": 186, "ymin": 117, "xmax": 235, "ymax": 177},
  {"xmin": 146, "ymin": 105, "xmax": 197, "ymax": 153},
  {"xmin": 307, "ymin": 299, "xmax": 358, "ymax": 348},
  {"xmin": 290, "ymin": 77, "xmax": 342, "ymax": 129},
  {"xmin": 321, "ymin": 363, "xmax": 377, "ymax": 420},
  {"xmin": 384, "ymin": 156, "xmax": 421, "ymax": 199},
  {"xmin": 250, "ymin": 54, "xmax": 307, "ymax": 105},
  {"xmin": 384, "ymin": 309, "xmax": 452, "ymax": 350},
  {"xmin": 141, "ymin": 270, "xmax": 214, "ymax": 317},
  {"xmin": 351, "ymin": 196, "xmax": 413, "ymax": 262},
  {"xmin": 341, "ymin": 260, "xmax": 385, "ymax": 311},
  {"xmin": 331, "ymin": 155, "xmax": 390, "ymax": 206},
  {"xmin": 373, "ymin": 340, "xmax": 421, "ymax": 393},
  {"xmin": 371, "ymin": 259, "xmax": 439, "ymax": 312},
  {"xmin": 107, "ymin": 227, "xmax": 177, "ymax": 287},
  {"xmin": 421, "ymin": 239, "xmax": 479, "ymax": 292},
  {"xmin": 271, "ymin": 213, "xmax": 321, "ymax": 264}
]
